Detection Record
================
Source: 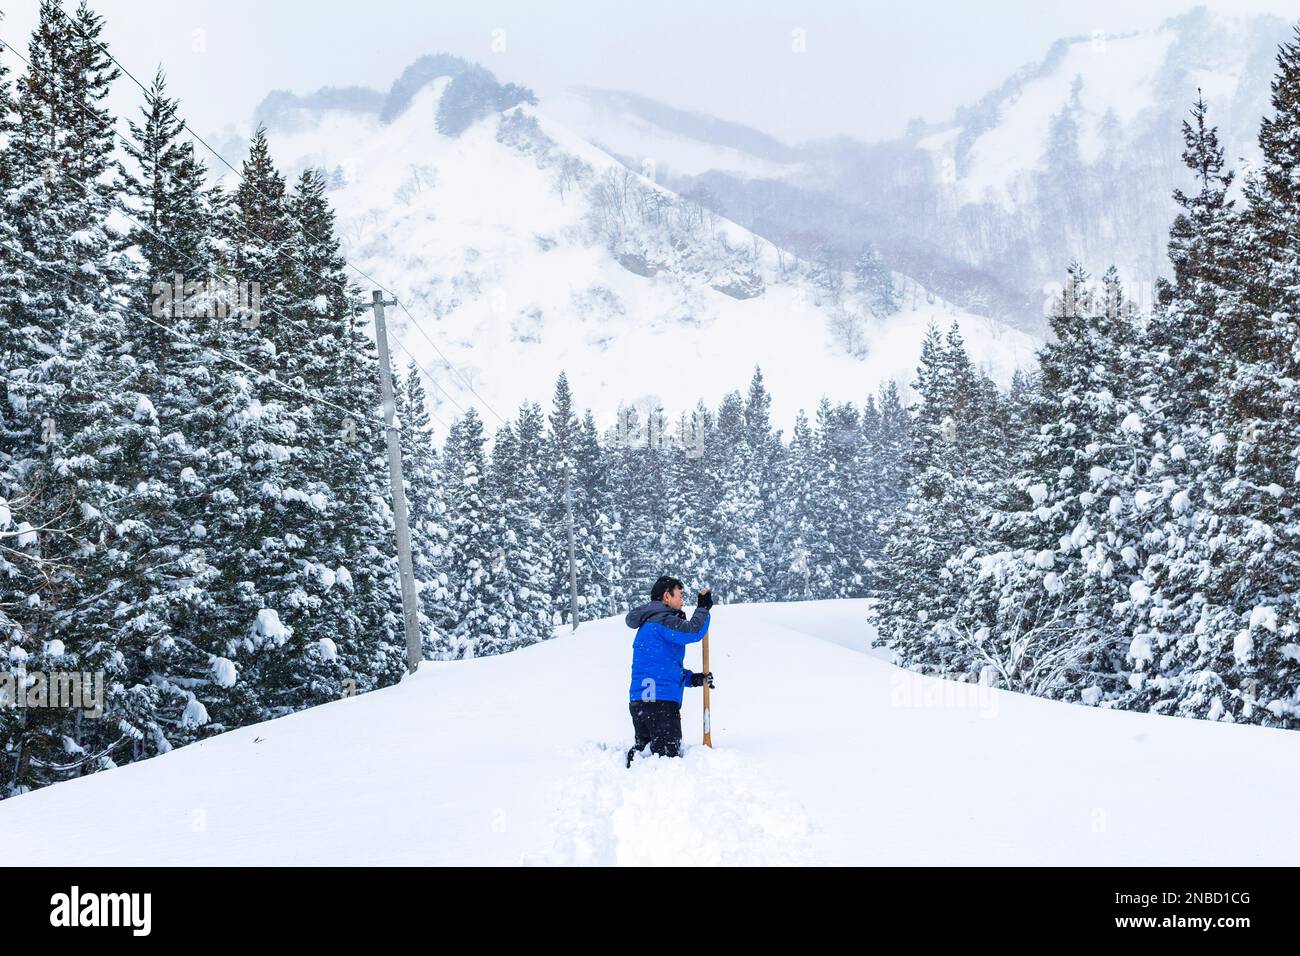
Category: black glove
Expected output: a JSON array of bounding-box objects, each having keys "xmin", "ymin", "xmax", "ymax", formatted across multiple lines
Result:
[
  {"xmin": 696, "ymin": 588, "xmax": 714, "ymax": 610},
  {"xmin": 690, "ymin": 671, "xmax": 715, "ymax": 688}
]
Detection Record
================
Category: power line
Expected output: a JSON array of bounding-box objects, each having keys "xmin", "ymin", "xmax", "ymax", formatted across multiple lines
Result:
[
  {"xmin": 385, "ymin": 331, "xmax": 466, "ymax": 418},
  {"xmin": 46, "ymin": 4, "xmax": 509, "ymax": 427},
  {"xmin": 394, "ymin": 298, "xmax": 507, "ymax": 425}
]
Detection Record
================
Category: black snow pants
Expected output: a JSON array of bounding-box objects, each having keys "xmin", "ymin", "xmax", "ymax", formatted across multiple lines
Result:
[{"xmin": 626, "ymin": 700, "xmax": 682, "ymax": 766}]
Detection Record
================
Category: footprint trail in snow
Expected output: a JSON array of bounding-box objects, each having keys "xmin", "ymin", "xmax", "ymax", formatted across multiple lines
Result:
[{"xmin": 533, "ymin": 743, "xmax": 814, "ymax": 865}]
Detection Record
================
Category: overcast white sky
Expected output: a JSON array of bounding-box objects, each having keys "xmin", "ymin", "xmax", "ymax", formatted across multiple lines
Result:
[{"xmin": 1, "ymin": 1, "xmax": 1295, "ymax": 144}]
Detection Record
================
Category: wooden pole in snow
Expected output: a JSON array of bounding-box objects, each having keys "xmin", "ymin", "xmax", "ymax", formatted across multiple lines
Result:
[
  {"xmin": 371, "ymin": 291, "xmax": 422, "ymax": 674},
  {"xmin": 701, "ymin": 590, "xmax": 713, "ymax": 748}
]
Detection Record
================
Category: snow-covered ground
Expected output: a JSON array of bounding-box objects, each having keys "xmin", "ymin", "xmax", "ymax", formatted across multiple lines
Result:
[{"xmin": 4, "ymin": 600, "xmax": 1298, "ymax": 865}]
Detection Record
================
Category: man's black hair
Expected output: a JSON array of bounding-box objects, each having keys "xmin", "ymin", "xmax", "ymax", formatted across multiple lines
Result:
[{"xmin": 651, "ymin": 575, "xmax": 684, "ymax": 602}]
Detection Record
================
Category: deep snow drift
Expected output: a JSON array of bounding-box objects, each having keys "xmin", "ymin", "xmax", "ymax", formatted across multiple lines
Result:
[{"xmin": 4, "ymin": 600, "xmax": 1298, "ymax": 865}]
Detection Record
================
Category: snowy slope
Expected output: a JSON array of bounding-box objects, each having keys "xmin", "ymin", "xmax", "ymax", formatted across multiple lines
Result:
[
  {"xmin": 922, "ymin": 30, "xmax": 1177, "ymax": 208},
  {"xmin": 914, "ymin": 14, "xmax": 1273, "ymax": 211},
  {"xmin": 4, "ymin": 600, "xmax": 1298, "ymax": 866},
  {"xmin": 247, "ymin": 77, "xmax": 1036, "ymax": 434},
  {"xmin": 544, "ymin": 86, "xmax": 803, "ymax": 180},
  {"xmin": 549, "ymin": 10, "xmax": 1291, "ymax": 334}
]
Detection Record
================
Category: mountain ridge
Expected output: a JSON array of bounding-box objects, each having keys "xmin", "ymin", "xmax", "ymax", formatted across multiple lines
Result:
[
  {"xmin": 540, "ymin": 8, "xmax": 1295, "ymax": 334},
  {"xmin": 231, "ymin": 66, "xmax": 1036, "ymax": 435}
]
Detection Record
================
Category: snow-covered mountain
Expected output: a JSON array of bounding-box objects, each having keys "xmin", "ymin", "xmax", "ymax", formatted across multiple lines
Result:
[
  {"xmin": 549, "ymin": 8, "xmax": 1294, "ymax": 334},
  {"xmin": 911, "ymin": 10, "xmax": 1276, "ymax": 211},
  {"xmin": 4, "ymin": 600, "xmax": 1296, "ymax": 865},
  {"xmin": 240, "ymin": 58, "xmax": 1037, "ymax": 433},
  {"xmin": 545, "ymin": 85, "xmax": 804, "ymax": 181}
]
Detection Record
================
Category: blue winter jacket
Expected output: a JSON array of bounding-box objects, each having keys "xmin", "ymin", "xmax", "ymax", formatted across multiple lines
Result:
[{"xmin": 626, "ymin": 600, "xmax": 710, "ymax": 704}]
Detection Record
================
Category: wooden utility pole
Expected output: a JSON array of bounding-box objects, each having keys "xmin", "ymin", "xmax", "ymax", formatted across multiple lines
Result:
[
  {"xmin": 702, "ymin": 597, "xmax": 713, "ymax": 748},
  {"xmin": 370, "ymin": 291, "xmax": 422, "ymax": 673},
  {"xmin": 564, "ymin": 463, "xmax": 579, "ymax": 632}
]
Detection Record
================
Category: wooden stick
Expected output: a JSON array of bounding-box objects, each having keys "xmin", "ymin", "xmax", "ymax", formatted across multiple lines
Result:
[{"xmin": 702, "ymin": 618, "xmax": 713, "ymax": 748}]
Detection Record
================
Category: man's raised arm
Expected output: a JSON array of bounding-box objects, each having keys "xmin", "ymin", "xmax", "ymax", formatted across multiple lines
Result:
[{"xmin": 655, "ymin": 589, "xmax": 714, "ymax": 644}]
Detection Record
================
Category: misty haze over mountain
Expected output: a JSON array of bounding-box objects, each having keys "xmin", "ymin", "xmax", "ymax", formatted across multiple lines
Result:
[{"xmin": 229, "ymin": 6, "xmax": 1295, "ymax": 336}]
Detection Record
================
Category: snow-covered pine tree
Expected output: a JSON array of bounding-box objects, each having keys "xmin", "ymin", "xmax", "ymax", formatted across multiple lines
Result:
[
  {"xmin": 872, "ymin": 321, "xmax": 1009, "ymax": 677},
  {"xmin": 855, "ymin": 381, "xmax": 912, "ymax": 590},
  {"xmin": 856, "ymin": 394, "xmax": 884, "ymax": 591},
  {"xmin": 943, "ymin": 268, "xmax": 1149, "ymax": 699},
  {"xmin": 705, "ymin": 391, "xmax": 765, "ymax": 602},
  {"xmin": 664, "ymin": 403, "xmax": 713, "ymax": 593},
  {"xmin": 441, "ymin": 408, "xmax": 515, "ymax": 657},
  {"xmin": 574, "ymin": 409, "xmax": 623, "ymax": 616},
  {"xmin": 279, "ymin": 166, "xmax": 405, "ymax": 699},
  {"xmin": 396, "ymin": 364, "xmax": 452, "ymax": 657},
  {"xmin": 1157, "ymin": 30, "xmax": 1300, "ymax": 725},
  {"xmin": 189, "ymin": 127, "xmax": 318, "ymax": 728},
  {"xmin": 490, "ymin": 402, "xmax": 555, "ymax": 646},
  {"xmin": 771, "ymin": 410, "xmax": 835, "ymax": 601},
  {"xmin": 95, "ymin": 66, "xmax": 234, "ymax": 759},
  {"xmin": 542, "ymin": 372, "xmax": 582, "ymax": 622},
  {"xmin": 817, "ymin": 398, "xmax": 868, "ymax": 598},
  {"xmin": 1157, "ymin": 93, "xmax": 1239, "ymax": 345},
  {"xmin": 873, "ymin": 324, "xmax": 963, "ymax": 671},
  {"xmin": 853, "ymin": 241, "xmax": 899, "ymax": 316},
  {"xmin": 608, "ymin": 403, "xmax": 671, "ymax": 601},
  {"xmin": 542, "ymin": 373, "xmax": 623, "ymax": 621},
  {"xmin": 743, "ymin": 367, "xmax": 786, "ymax": 600},
  {"xmin": 0, "ymin": 0, "xmax": 142, "ymax": 790},
  {"xmin": 1120, "ymin": 92, "xmax": 1247, "ymax": 721},
  {"xmin": 0, "ymin": 11, "xmax": 12, "ymax": 132}
]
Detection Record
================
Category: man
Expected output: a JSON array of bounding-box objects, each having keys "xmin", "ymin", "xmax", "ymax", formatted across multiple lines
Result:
[{"xmin": 625, "ymin": 575, "xmax": 715, "ymax": 767}]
